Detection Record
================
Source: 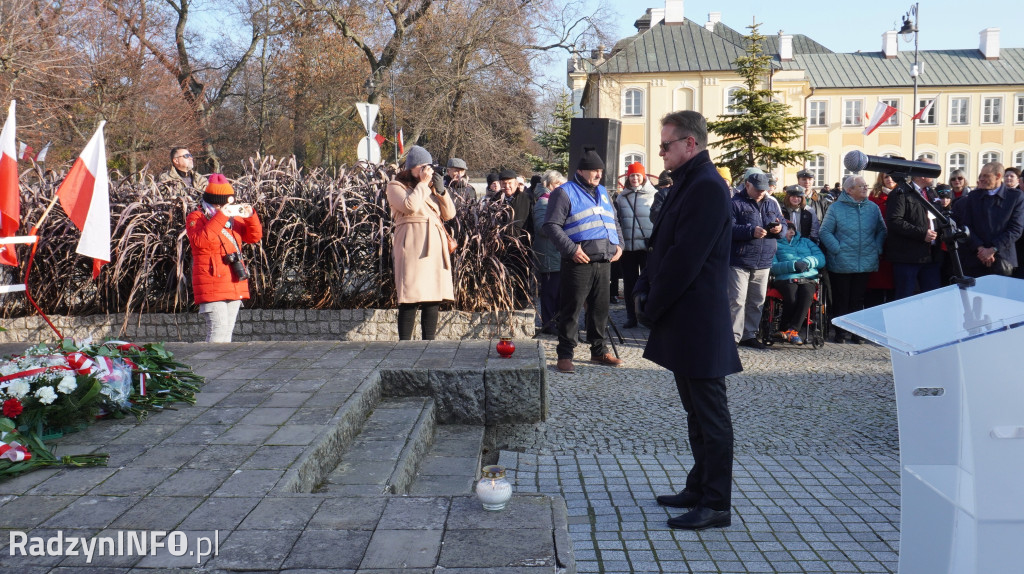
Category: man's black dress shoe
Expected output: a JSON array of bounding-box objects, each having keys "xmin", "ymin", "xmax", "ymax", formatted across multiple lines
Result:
[
  {"xmin": 738, "ymin": 338, "xmax": 767, "ymax": 350},
  {"xmin": 655, "ymin": 490, "xmax": 701, "ymax": 508},
  {"xmin": 666, "ymin": 506, "xmax": 732, "ymax": 530}
]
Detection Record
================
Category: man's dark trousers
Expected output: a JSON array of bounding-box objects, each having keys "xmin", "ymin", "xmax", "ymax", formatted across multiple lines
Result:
[
  {"xmin": 620, "ymin": 250, "xmax": 648, "ymax": 324},
  {"xmin": 538, "ymin": 271, "xmax": 561, "ymax": 332},
  {"xmin": 892, "ymin": 261, "xmax": 942, "ymax": 299},
  {"xmin": 556, "ymin": 259, "xmax": 610, "ymax": 358},
  {"xmin": 675, "ymin": 374, "xmax": 733, "ymax": 511}
]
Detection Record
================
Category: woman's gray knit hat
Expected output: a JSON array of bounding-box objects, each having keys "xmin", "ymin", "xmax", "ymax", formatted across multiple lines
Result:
[{"xmin": 404, "ymin": 145, "xmax": 432, "ymax": 170}]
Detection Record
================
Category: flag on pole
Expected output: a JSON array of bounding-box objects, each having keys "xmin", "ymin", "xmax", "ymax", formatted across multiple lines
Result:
[
  {"xmin": 17, "ymin": 142, "xmax": 30, "ymax": 162},
  {"xmin": 862, "ymin": 102, "xmax": 897, "ymax": 136},
  {"xmin": 373, "ymin": 132, "xmax": 386, "ymax": 147},
  {"xmin": 397, "ymin": 129, "xmax": 405, "ymax": 155},
  {"xmin": 56, "ymin": 122, "xmax": 109, "ymax": 279},
  {"xmin": 911, "ymin": 99, "xmax": 935, "ymax": 121},
  {"xmin": 35, "ymin": 142, "xmax": 51, "ymax": 162},
  {"xmin": 0, "ymin": 101, "xmax": 20, "ymax": 266}
]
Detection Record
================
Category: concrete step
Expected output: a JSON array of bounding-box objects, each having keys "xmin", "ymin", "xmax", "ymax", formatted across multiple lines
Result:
[
  {"xmin": 408, "ymin": 424, "xmax": 485, "ymax": 495},
  {"xmin": 322, "ymin": 396, "xmax": 436, "ymax": 495}
]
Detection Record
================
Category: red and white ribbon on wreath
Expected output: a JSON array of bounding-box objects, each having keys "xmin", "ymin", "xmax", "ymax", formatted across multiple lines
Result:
[
  {"xmin": 65, "ymin": 352, "xmax": 94, "ymax": 375},
  {"xmin": 0, "ymin": 431, "xmax": 32, "ymax": 462}
]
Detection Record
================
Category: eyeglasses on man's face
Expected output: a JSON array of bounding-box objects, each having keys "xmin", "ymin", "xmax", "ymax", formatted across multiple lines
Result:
[
  {"xmin": 175, "ymin": 153, "xmax": 193, "ymax": 160},
  {"xmin": 659, "ymin": 136, "xmax": 693, "ymax": 153}
]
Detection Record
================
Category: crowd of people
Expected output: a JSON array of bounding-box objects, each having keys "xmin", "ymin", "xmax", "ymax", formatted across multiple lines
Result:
[{"xmin": 156, "ymin": 127, "xmax": 1024, "ymax": 538}]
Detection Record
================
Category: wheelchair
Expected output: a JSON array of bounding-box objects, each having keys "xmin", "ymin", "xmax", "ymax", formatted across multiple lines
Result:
[{"xmin": 757, "ymin": 277, "xmax": 827, "ymax": 349}]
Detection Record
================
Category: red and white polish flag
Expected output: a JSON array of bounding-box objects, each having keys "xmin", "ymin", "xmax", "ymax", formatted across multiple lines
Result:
[
  {"xmin": 911, "ymin": 99, "xmax": 935, "ymax": 121},
  {"xmin": 397, "ymin": 128, "xmax": 405, "ymax": 155},
  {"xmin": 863, "ymin": 102, "xmax": 897, "ymax": 136},
  {"xmin": 56, "ymin": 121, "xmax": 109, "ymax": 279},
  {"xmin": 0, "ymin": 101, "xmax": 20, "ymax": 266}
]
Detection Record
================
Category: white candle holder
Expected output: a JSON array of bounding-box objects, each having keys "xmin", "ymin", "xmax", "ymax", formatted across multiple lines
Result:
[{"xmin": 475, "ymin": 465, "xmax": 513, "ymax": 511}]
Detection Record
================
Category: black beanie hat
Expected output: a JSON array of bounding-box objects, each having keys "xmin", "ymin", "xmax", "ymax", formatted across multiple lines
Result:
[
  {"xmin": 577, "ymin": 147, "xmax": 605, "ymax": 171},
  {"xmin": 657, "ymin": 170, "xmax": 673, "ymax": 188},
  {"xmin": 486, "ymin": 172, "xmax": 499, "ymax": 184},
  {"xmin": 497, "ymin": 169, "xmax": 517, "ymax": 180}
]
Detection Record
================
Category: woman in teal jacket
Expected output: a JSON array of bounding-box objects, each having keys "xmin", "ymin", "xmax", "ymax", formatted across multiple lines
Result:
[
  {"xmin": 769, "ymin": 222, "xmax": 826, "ymax": 344},
  {"xmin": 819, "ymin": 176, "xmax": 886, "ymax": 343}
]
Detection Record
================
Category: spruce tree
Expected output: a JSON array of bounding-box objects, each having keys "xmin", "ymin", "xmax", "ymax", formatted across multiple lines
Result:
[
  {"xmin": 708, "ymin": 22, "xmax": 811, "ymax": 179},
  {"xmin": 527, "ymin": 92, "xmax": 573, "ymax": 173}
]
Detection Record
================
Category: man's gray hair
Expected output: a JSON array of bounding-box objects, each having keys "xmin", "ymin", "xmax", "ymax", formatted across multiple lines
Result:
[
  {"xmin": 661, "ymin": 111, "xmax": 708, "ymax": 148},
  {"xmin": 542, "ymin": 170, "xmax": 566, "ymax": 188},
  {"xmin": 982, "ymin": 161, "xmax": 1005, "ymax": 176}
]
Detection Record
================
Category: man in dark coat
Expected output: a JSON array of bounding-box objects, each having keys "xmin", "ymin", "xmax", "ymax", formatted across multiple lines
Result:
[
  {"xmin": 634, "ymin": 111, "xmax": 742, "ymax": 530},
  {"xmin": 885, "ymin": 158, "xmax": 943, "ymax": 298},
  {"xmin": 951, "ymin": 162, "xmax": 1024, "ymax": 277}
]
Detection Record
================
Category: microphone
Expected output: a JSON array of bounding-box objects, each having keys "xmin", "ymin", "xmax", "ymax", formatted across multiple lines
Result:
[{"xmin": 843, "ymin": 151, "xmax": 942, "ymax": 179}]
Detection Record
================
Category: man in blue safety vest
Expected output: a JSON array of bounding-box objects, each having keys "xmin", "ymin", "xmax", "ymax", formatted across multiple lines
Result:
[{"xmin": 543, "ymin": 147, "xmax": 625, "ymax": 374}]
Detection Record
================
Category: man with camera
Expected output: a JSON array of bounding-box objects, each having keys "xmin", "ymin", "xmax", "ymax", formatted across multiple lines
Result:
[
  {"xmin": 729, "ymin": 172, "xmax": 785, "ymax": 349},
  {"xmin": 185, "ymin": 174, "xmax": 262, "ymax": 342}
]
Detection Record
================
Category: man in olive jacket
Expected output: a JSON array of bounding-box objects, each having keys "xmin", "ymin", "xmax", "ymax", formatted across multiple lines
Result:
[{"xmin": 634, "ymin": 111, "xmax": 742, "ymax": 531}]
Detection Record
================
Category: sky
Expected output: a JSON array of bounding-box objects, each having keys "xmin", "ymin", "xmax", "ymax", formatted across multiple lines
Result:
[{"xmin": 540, "ymin": 0, "xmax": 1019, "ymax": 84}]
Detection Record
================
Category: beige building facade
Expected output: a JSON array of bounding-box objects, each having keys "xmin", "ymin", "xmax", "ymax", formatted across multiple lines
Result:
[{"xmin": 569, "ymin": 4, "xmax": 1024, "ymax": 188}]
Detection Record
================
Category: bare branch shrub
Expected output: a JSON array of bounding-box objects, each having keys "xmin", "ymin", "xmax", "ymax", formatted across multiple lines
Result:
[{"xmin": 0, "ymin": 158, "xmax": 532, "ymax": 317}]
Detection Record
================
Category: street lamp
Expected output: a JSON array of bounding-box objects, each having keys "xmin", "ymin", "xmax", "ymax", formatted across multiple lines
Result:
[
  {"xmin": 899, "ymin": 3, "xmax": 920, "ymax": 158},
  {"xmin": 366, "ymin": 65, "xmax": 399, "ymax": 163}
]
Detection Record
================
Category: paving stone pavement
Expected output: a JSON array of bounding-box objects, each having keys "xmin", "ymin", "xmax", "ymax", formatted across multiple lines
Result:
[{"xmin": 503, "ymin": 302, "xmax": 903, "ymax": 573}]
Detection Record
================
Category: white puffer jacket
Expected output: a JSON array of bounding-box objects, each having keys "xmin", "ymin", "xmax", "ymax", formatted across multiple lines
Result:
[{"xmin": 614, "ymin": 182, "xmax": 657, "ymax": 251}]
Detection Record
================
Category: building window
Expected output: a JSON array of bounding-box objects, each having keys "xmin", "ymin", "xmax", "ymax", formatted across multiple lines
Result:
[
  {"xmin": 808, "ymin": 101, "xmax": 827, "ymax": 126},
  {"xmin": 881, "ymin": 98, "xmax": 900, "ymax": 125},
  {"xmin": 623, "ymin": 153, "xmax": 644, "ymax": 168},
  {"xmin": 1016, "ymin": 96, "xmax": 1024, "ymax": 124},
  {"xmin": 806, "ymin": 155, "xmax": 826, "ymax": 187},
  {"xmin": 980, "ymin": 151, "xmax": 1002, "ymax": 169},
  {"xmin": 950, "ymin": 97, "xmax": 969, "ymax": 125},
  {"xmin": 948, "ymin": 152, "xmax": 967, "ymax": 180},
  {"xmin": 982, "ymin": 97, "xmax": 1003, "ymax": 124},
  {"xmin": 1015, "ymin": 151, "xmax": 1024, "ymax": 171},
  {"xmin": 843, "ymin": 100, "xmax": 863, "ymax": 126},
  {"xmin": 918, "ymin": 152, "xmax": 936, "ymax": 162},
  {"xmin": 623, "ymin": 88, "xmax": 643, "ymax": 117},
  {"xmin": 917, "ymin": 98, "xmax": 936, "ymax": 125},
  {"xmin": 725, "ymin": 87, "xmax": 742, "ymax": 115}
]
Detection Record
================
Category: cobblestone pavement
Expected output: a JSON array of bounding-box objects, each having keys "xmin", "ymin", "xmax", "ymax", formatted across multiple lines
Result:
[{"xmin": 500, "ymin": 302, "xmax": 902, "ymax": 573}]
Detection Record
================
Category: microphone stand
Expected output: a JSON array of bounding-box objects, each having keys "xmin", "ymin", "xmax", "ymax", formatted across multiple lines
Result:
[{"xmin": 890, "ymin": 173, "xmax": 975, "ymax": 290}]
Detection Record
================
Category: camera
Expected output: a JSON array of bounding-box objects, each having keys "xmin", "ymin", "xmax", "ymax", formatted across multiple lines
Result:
[{"xmin": 223, "ymin": 252, "xmax": 250, "ymax": 280}]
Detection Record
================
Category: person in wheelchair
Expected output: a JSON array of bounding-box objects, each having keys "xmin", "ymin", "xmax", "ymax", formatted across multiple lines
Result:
[{"xmin": 768, "ymin": 222, "xmax": 826, "ymax": 344}]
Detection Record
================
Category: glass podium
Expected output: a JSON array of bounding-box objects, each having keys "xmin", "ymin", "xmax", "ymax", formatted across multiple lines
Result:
[{"xmin": 833, "ymin": 275, "xmax": 1024, "ymax": 573}]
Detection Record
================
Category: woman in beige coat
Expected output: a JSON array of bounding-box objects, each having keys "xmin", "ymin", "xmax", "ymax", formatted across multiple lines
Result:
[{"xmin": 386, "ymin": 145, "xmax": 457, "ymax": 340}]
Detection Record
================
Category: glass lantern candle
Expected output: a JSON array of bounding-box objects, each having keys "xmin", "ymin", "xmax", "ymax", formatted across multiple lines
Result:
[
  {"xmin": 476, "ymin": 465, "xmax": 513, "ymax": 510},
  {"xmin": 496, "ymin": 337, "xmax": 516, "ymax": 358}
]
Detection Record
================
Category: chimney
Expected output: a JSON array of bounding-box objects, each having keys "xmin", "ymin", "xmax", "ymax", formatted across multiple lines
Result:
[
  {"xmin": 664, "ymin": 0, "xmax": 684, "ymax": 25},
  {"xmin": 649, "ymin": 8, "xmax": 664, "ymax": 26},
  {"xmin": 980, "ymin": 28, "xmax": 1000, "ymax": 60},
  {"xmin": 704, "ymin": 12, "xmax": 721, "ymax": 32},
  {"xmin": 882, "ymin": 30, "xmax": 898, "ymax": 58},
  {"xmin": 779, "ymin": 32, "xmax": 793, "ymax": 61}
]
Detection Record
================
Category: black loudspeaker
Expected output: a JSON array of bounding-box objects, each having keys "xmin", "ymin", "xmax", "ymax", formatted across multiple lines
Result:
[{"xmin": 569, "ymin": 118, "xmax": 621, "ymax": 189}]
